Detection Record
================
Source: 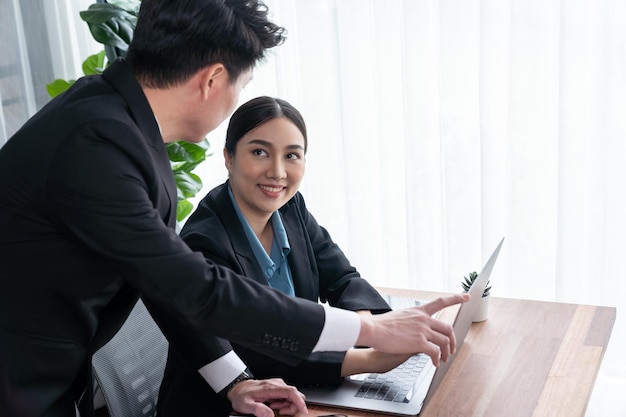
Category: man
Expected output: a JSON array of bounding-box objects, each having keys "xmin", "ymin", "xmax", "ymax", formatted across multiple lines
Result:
[{"xmin": 0, "ymin": 1, "xmax": 468, "ymax": 416}]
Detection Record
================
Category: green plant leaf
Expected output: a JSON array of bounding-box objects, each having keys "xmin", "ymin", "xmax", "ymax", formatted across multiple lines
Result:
[
  {"xmin": 82, "ymin": 51, "xmax": 107, "ymax": 75},
  {"xmin": 174, "ymin": 171, "xmax": 203, "ymax": 200},
  {"xmin": 482, "ymin": 279, "xmax": 491, "ymax": 296},
  {"xmin": 46, "ymin": 79, "xmax": 75, "ymax": 98},
  {"xmin": 80, "ymin": 4, "xmax": 137, "ymax": 51},
  {"xmin": 107, "ymin": 0, "xmax": 141, "ymax": 13},
  {"xmin": 176, "ymin": 200, "xmax": 194, "ymax": 223},
  {"xmin": 167, "ymin": 140, "xmax": 211, "ymax": 163},
  {"xmin": 461, "ymin": 271, "xmax": 490, "ymax": 296}
]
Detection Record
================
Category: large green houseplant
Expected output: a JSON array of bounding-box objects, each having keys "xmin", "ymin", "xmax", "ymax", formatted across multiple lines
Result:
[{"xmin": 46, "ymin": 0, "xmax": 210, "ymax": 222}]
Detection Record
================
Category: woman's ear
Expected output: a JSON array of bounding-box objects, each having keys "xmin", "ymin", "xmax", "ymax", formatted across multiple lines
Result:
[{"xmin": 223, "ymin": 148, "xmax": 233, "ymax": 173}]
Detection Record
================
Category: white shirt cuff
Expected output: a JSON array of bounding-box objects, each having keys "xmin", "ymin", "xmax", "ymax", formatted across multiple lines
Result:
[
  {"xmin": 197, "ymin": 351, "xmax": 247, "ymax": 393},
  {"xmin": 312, "ymin": 304, "xmax": 361, "ymax": 352}
]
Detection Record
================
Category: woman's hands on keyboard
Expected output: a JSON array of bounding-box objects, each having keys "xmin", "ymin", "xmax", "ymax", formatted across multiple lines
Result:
[{"xmin": 341, "ymin": 348, "xmax": 413, "ymax": 376}]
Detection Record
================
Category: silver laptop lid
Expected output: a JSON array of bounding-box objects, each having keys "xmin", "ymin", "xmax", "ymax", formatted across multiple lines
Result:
[{"xmin": 422, "ymin": 236, "xmax": 505, "ymax": 407}]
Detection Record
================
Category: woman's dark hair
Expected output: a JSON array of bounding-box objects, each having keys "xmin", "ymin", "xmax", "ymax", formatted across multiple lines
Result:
[
  {"xmin": 126, "ymin": 0, "xmax": 286, "ymax": 88},
  {"xmin": 225, "ymin": 96, "xmax": 307, "ymax": 155}
]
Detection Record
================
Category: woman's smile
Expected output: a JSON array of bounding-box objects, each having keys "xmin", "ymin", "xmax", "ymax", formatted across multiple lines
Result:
[{"xmin": 258, "ymin": 184, "xmax": 287, "ymax": 197}]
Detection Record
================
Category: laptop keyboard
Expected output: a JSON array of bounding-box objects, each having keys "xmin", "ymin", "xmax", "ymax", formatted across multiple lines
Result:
[{"xmin": 354, "ymin": 354, "xmax": 431, "ymax": 403}]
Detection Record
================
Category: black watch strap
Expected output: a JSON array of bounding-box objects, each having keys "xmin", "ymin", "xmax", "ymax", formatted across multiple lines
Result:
[{"xmin": 218, "ymin": 369, "xmax": 253, "ymax": 399}]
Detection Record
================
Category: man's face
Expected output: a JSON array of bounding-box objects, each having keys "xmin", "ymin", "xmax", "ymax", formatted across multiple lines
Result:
[{"xmin": 209, "ymin": 69, "xmax": 254, "ymax": 134}]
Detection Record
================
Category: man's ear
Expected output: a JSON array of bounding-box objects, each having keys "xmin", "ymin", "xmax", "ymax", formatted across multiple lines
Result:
[{"xmin": 199, "ymin": 64, "xmax": 226, "ymax": 99}]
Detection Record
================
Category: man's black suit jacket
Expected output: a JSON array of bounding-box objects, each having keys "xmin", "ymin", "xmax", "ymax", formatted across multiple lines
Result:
[
  {"xmin": 0, "ymin": 60, "xmax": 326, "ymax": 417},
  {"xmin": 157, "ymin": 182, "xmax": 391, "ymax": 416}
]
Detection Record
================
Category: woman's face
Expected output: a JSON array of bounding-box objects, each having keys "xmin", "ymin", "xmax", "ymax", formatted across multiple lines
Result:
[{"xmin": 225, "ymin": 116, "xmax": 306, "ymax": 222}]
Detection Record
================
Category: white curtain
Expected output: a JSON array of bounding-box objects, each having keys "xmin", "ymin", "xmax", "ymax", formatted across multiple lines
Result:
[
  {"xmin": 203, "ymin": 0, "xmax": 626, "ymax": 303},
  {"xmin": 197, "ymin": 1, "xmax": 626, "ymax": 406},
  {"xmin": 0, "ymin": 0, "xmax": 98, "ymax": 144}
]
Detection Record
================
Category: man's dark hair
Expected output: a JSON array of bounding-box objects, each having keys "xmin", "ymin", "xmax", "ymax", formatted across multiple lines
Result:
[{"xmin": 126, "ymin": 0, "xmax": 286, "ymax": 88}]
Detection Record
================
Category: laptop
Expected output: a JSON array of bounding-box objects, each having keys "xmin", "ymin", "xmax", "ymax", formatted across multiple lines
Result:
[{"xmin": 300, "ymin": 237, "xmax": 505, "ymax": 416}]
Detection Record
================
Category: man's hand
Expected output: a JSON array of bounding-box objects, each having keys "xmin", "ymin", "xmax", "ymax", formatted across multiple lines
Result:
[
  {"xmin": 227, "ymin": 378, "xmax": 308, "ymax": 417},
  {"xmin": 356, "ymin": 293, "xmax": 470, "ymax": 366}
]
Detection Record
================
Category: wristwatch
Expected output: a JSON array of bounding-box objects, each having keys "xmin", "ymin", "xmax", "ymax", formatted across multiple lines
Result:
[{"xmin": 218, "ymin": 369, "xmax": 253, "ymax": 399}]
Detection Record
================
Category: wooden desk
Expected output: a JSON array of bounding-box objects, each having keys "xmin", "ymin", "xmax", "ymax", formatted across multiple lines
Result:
[{"xmin": 305, "ymin": 287, "xmax": 616, "ymax": 417}]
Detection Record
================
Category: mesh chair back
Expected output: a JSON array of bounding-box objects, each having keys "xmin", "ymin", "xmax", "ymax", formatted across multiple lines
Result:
[{"xmin": 92, "ymin": 299, "xmax": 169, "ymax": 417}]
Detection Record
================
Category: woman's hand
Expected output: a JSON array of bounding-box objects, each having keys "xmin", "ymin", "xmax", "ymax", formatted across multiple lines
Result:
[
  {"xmin": 227, "ymin": 378, "xmax": 308, "ymax": 417},
  {"xmin": 341, "ymin": 348, "xmax": 413, "ymax": 376}
]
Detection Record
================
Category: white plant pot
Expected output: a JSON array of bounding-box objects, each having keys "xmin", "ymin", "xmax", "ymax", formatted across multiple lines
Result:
[{"xmin": 473, "ymin": 295, "xmax": 490, "ymax": 322}]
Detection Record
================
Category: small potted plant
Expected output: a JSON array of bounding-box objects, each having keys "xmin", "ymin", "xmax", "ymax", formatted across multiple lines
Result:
[{"xmin": 461, "ymin": 271, "xmax": 490, "ymax": 322}]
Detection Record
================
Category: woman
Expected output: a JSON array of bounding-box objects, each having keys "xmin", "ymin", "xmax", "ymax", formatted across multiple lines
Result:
[{"xmin": 157, "ymin": 96, "xmax": 412, "ymax": 416}]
